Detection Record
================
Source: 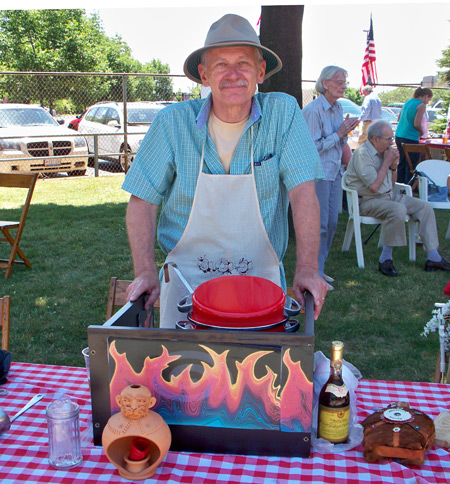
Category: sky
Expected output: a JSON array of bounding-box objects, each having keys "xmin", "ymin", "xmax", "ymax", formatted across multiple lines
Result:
[{"xmin": 9, "ymin": 0, "xmax": 450, "ymax": 94}]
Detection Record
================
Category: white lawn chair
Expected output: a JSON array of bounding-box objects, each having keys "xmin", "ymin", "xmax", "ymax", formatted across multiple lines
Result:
[
  {"xmin": 416, "ymin": 159, "xmax": 450, "ymax": 239},
  {"xmin": 341, "ymin": 171, "xmax": 417, "ymax": 268}
]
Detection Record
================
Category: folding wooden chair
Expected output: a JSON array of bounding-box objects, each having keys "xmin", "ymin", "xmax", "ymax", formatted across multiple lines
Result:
[
  {"xmin": 444, "ymin": 147, "xmax": 450, "ymax": 163},
  {"xmin": 0, "ymin": 295, "xmax": 10, "ymax": 351},
  {"xmin": 0, "ymin": 173, "xmax": 38, "ymax": 279},
  {"xmin": 402, "ymin": 143, "xmax": 432, "ymax": 188},
  {"xmin": 106, "ymin": 277, "xmax": 161, "ymax": 321}
]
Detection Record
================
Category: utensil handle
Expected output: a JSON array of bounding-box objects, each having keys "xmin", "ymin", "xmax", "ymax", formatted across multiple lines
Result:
[{"xmin": 10, "ymin": 394, "xmax": 45, "ymax": 422}]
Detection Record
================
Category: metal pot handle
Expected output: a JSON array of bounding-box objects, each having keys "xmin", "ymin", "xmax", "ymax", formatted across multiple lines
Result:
[
  {"xmin": 177, "ymin": 294, "xmax": 193, "ymax": 313},
  {"xmin": 284, "ymin": 319, "xmax": 300, "ymax": 333},
  {"xmin": 284, "ymin": 296, "xmax": 301, "ymax": 317}
]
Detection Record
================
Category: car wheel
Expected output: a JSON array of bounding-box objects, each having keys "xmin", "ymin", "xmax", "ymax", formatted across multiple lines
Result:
[
  {"xmin": 87, "ymin": 156, "xmax": 95, "ymax": 167},
  {"xmin": 119, "ymin": 145, "xmax": 134, "ymax": 172}
]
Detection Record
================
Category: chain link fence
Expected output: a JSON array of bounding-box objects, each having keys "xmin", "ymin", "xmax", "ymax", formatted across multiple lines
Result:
[
  {"xmin": 0, "ymin": 72, "xmax": 447, "ymax": 177},
  {"xmin": 0, "ymin": 71, "xmax": 190, "ymax": 177}
]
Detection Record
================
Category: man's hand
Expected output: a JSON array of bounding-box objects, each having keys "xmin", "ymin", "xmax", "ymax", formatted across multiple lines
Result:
[
  {"xmin": 384, "ymin": 146, "xmax": 399, "ymax": 170},
  {"xmin": 337, "ymin": 114, "xmax": 360, "ymax": 139},
  {"xmin": 126, "ymin": 269, "xmax": 160, "ymax": 310},
  {"xmin": 292, "ymin": 266, "xmax": 328, "ymax": 320}
]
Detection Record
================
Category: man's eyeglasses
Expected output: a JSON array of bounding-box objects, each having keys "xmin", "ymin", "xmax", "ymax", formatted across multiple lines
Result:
[{"xmin": 381, "ymin": 136, "xmax": 395, "ymax": 142}]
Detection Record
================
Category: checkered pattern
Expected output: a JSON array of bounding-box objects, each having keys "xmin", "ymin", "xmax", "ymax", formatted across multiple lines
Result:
[{"xmin": 0, "ymin": 363, "xmax": 449, "ymax": 483}]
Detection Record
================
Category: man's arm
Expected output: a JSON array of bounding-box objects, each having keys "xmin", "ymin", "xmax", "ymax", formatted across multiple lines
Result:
[
  {"xmin": 289, "ymin": 181, "xmax": 328, "ymax": 320},
  {"xmin": 125, "ymin": 195, "xmax": 160, "ymax": 309}
]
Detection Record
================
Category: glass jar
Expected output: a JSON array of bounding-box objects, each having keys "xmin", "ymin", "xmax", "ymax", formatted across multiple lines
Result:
[{"xmin": 46, "ymin": 395, "xmax": 82, "ymax": 469}]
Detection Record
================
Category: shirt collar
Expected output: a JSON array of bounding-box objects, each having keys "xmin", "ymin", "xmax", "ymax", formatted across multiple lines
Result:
[
  {"xmin": 366, "ymin": 139, "xmax": 383, "ymax": 158},
  {"xmin": 196, "ymin": 94, "xmax": 261, "ymax": 132},
  {"xmin": 317, "ymin": 93, "xmax": 341, "ymax": 112}
]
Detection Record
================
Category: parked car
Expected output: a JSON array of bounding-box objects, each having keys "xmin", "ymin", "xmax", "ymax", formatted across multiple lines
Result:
[
  {"xmin": 427, "ymin": 108, "xmax": 446, "ymax": 123},
  {"xmin": 78, "ymin": 101, "xmax": 166, "ymax": 171},
  {"xmin": 0, "ymin": 104, "xmax": 88, "ymax": 176},
  {"xmin": 337, "ymin": 99, "xmax": 398, "ymax": 130},
  {"xmin": 381, "ymin": 107, "xmax": 398, "ymax": 124},
  {"xmin": 384, "ymin": 106, "xmax": 401, "ymax": 117},
  {"xmin": 336, "ymin": 98, "xmax": 361, "ymax": 118},
  {"xmin": 68, "ymin": 111, "xmax": 86, "ymax": 131}
]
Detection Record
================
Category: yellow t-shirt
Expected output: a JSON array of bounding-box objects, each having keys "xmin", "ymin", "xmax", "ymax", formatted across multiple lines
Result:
[{"xmin": 209, "ymin": 111, "xmax": 248, "ymax": 174}]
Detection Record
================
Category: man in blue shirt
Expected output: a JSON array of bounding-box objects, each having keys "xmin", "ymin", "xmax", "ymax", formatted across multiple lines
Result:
[
  {"xmin": 122, "ymin": 14, "xmax": 326, "ymax": 327},
  {"xmin": 358, "ymin": 86, "xmax": 382, "ymax": 143}
]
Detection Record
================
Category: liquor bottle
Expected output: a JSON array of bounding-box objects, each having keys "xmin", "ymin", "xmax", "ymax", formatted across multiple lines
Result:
[{"xmin": 317, "ymin": 341, "xmax": 350, "ymax": 443}]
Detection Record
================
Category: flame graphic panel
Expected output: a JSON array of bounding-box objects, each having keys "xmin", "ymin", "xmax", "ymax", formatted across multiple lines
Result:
[{"xmin": 107, "ymin": 337, "xmax": 312, "ymax": 432}]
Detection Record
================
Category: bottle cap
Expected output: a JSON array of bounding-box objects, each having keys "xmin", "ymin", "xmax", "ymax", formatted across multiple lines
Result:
[{"xmin": 330, "ymin": 341, "xmax": 344, "ymax": 364}]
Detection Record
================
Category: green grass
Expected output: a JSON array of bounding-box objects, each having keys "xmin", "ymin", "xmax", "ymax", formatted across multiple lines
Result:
[{"xmin": 1, "ymin": 175, "xmax": 448, "ymax": 382}]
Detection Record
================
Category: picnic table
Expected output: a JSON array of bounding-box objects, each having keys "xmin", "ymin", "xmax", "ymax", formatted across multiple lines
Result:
[{"xmin": 0, "ymin": 361, "xmax": 449, "ymax": 483}]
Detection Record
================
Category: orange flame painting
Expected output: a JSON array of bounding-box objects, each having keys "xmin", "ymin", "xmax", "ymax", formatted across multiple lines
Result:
[{"xmin": 107, "ymin": 339, "xmax": 312, "ymax": 432}]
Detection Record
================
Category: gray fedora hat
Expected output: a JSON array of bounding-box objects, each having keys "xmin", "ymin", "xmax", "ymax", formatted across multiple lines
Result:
[{"xmin": 183, "ymin": 14, "xmax": 282, "ymax": 84}]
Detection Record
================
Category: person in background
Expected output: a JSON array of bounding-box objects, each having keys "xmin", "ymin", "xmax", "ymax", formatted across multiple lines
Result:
[
  {"xmin": 302, "ymin": 65, "xmax": 359, "ymax": 290},
  {"xmin": 395, "ymin": 87, "xmax": 433, "ymax": 184},
  {"xmin": 346, "ymin": 119, "xmax": 450, "ymax": 276},
  {"xmin": 122, "ymin": 14, "xmax": 326, "ymax": 327},
  {"xmin": 358, "ymin": 85, "xmax": 382, "ymax": 143}
]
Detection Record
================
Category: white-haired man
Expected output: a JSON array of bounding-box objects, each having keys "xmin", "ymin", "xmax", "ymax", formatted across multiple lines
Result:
[
  {"xmin": 122, "ymin": 14, "xmax": 327, "ymax": 326},
  {"xmin": 346, "ymin": 119, "xmax": 450, "ymax": 276}
]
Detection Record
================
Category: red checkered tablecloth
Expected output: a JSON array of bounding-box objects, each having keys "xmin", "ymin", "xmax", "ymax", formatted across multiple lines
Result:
[{"xmin": 0, "ymin": 362, "xmax": 449, "ymax": 483}]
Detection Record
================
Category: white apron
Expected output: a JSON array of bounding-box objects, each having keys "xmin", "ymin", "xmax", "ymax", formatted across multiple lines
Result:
[{"xmin": 160, "ymin": 129, "xmax": 281, "ymax": 328}]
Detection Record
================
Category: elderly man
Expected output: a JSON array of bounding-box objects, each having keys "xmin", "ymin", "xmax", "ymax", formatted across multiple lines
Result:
[
  {"xmin": 302, "ymin": 66, "xmax": 359, "ymax": 289},
  {"xmin": 122, "ymin": 14, "xmax": 326, "ymax": 327},
  {"xmin": 346, "ymin": 119, "xmax": 450, "ymax": 276},
  {"xmin": 358, "ymin": 85, "xmax": 382, "ymax": 143}
]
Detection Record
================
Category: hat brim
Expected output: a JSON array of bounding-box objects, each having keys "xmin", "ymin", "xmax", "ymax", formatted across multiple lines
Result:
[{"xmin": 183, "ymin": 41, "xmax": 282, "ymax": 84}]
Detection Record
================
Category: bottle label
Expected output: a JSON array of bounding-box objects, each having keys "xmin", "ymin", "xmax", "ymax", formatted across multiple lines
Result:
[
  {"xmin": 318, "ymin": 404, "xmax": 350, "ymax": 442},
  {"xmin": 324, "ymin": 383, "xmax": 349, "ymax": 398}
]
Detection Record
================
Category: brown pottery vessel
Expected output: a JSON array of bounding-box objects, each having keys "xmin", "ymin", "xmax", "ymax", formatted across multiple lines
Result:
[{"xmin": 102, "ymin": 384, "xmax": 171, "ymax": 480}]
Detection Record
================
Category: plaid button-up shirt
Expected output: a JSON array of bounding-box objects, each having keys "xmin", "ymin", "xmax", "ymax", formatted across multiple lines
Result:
[{"xmin": 122, "ymin": 92, "xmax": 323, "ymax": 267}]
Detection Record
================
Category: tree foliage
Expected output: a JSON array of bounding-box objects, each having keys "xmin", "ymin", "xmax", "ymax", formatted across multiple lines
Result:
[
  {"xmin": 0, "ymin": 9, "xmax": 174, "ymax": 112},
  {"xmin": 344, "ymin": 87, "xmax": 363, "ymax": 105},
  {"xmin": 438, "ymin": 45, "xmax": 450, "ymax": 84},
  {"xmin": 378, "ymin": 87, "xmax": 414, "ymax": 105}
]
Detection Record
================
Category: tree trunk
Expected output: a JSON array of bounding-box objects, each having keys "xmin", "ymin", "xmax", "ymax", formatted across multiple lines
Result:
[{"xmin": 259, "ymin": 5, "xmax": 304, "ymax": 107}]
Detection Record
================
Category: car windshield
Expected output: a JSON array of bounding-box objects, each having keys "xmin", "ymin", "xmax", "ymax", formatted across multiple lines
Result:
[
  {"xmin": 381, "ymin": 109, "xmax": 398, "ymax": 123},
  {"xmin": 337, "ymin": 99, "xmax": 361, "ymax": 116},
  {"xmin": 128, "ymin": 107, "xmax": 162, "ymax": 124},
  {"xmin": 0, "ymin": 108, "xmax": 58, "ymax": 128}
]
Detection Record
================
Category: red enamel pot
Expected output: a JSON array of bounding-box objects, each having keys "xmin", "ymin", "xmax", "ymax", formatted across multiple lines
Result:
[{"xmin": 177, "ymin": 275, "xmax": 300, "ymax": 332}]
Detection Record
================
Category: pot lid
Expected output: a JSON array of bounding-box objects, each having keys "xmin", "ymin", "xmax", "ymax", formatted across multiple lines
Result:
[{"xmin": 192, "ymin": 275, "xmax": 285, "ymax": 321}]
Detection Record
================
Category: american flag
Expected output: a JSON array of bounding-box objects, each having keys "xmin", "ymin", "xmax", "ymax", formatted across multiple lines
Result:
[{"xmin": 361, "ymin": 15, "xmax": 378, "ymax": 91}]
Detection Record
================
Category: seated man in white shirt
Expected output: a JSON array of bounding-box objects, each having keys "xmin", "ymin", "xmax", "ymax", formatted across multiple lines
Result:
[{"xmin": 345, "ymin": 119, "xmax": 450, "ymax": 276}]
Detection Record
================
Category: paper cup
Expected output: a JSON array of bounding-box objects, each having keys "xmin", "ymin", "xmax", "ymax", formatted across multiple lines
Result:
[{"xmin": 82, "ymin": 347, "xmax": 90, "ymax": 381}]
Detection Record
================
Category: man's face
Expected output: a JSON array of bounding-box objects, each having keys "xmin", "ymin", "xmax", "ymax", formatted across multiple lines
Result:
[
  {"xmin": 198, "ymin": 46, "xmax": 266, "ymax": 112},
  {"xmin": 322, "ymin": 72, "xmax": 347, "ymax": 102},
  {"xmin": 372, "ymin": 126, "xmax": 395, "ymax": 154}
]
